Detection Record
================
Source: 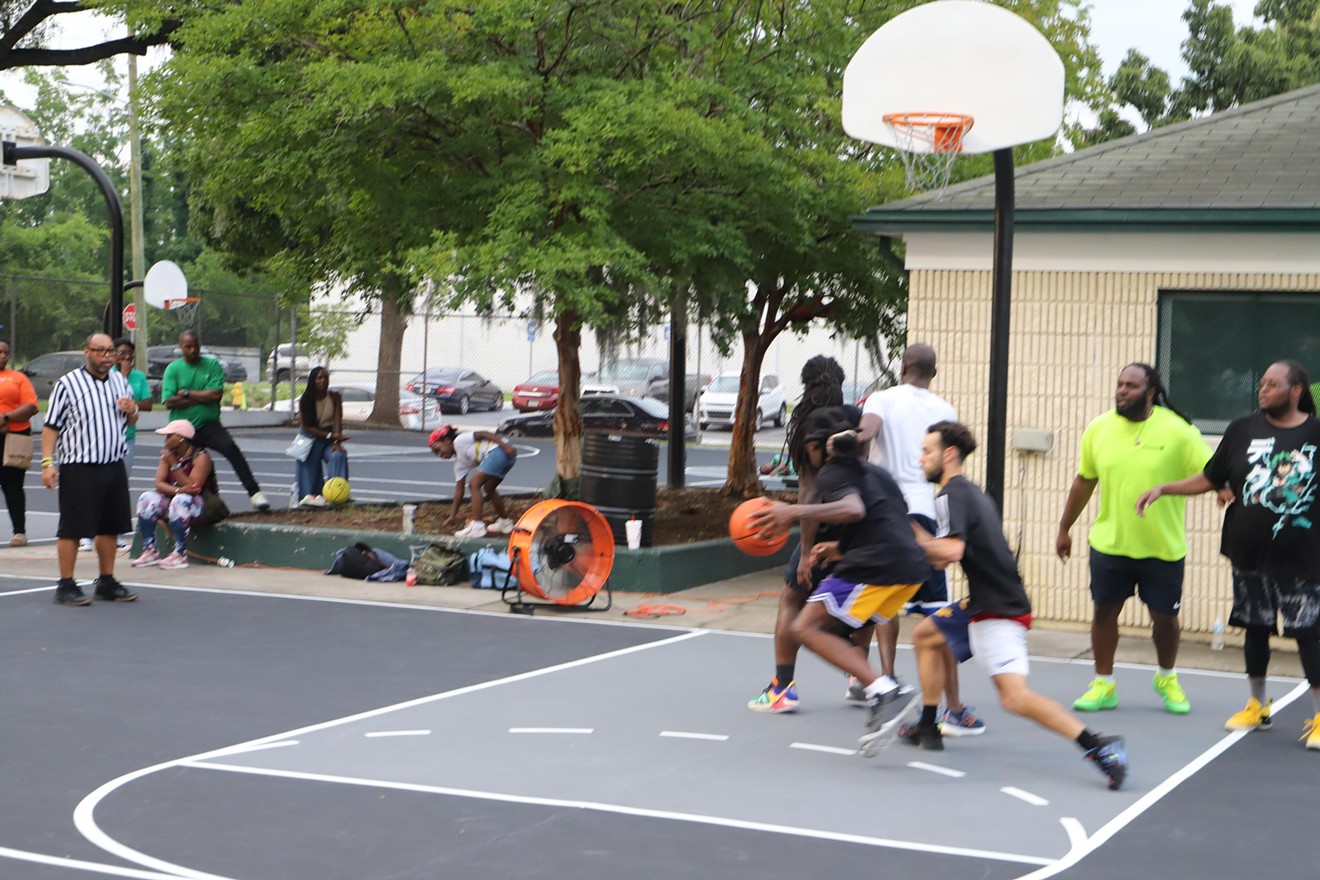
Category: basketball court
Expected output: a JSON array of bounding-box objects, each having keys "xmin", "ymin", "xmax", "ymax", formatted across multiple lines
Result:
[{"xmin": 1, "ymin": 572, "xmax": 1312, "ymax": 880}]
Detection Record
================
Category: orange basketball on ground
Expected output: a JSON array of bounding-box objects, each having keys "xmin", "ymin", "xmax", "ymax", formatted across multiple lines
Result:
[{"xmin": 729, "ymin": 497, "xmax": 789, "ymax": 557}]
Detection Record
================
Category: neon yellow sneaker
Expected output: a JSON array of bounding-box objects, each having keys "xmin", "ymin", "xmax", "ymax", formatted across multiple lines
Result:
[
  {"xmin": 1301, "ymin": 713, "xmax": 1320, "ymax": 751},
  {"xmin": 1224, "ymin": 697, "xmax": 1272, "ymax": 731},
  {"xmin": 1073, "ymin": 678, "xmax": 1118, "ymax": 711},
  {"xmin": 1152, "ymin": 672, "xmax": 1190, "ymax": 714}
]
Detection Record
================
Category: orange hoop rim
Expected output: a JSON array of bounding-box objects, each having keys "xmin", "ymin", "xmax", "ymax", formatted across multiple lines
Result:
[
  {"xmin": 881, "ymin": 112, "xmax": 974, "ymax": 154},
  {"xmin": 508, "ymin": 499, "xmax": 615, "ymax": 605}
]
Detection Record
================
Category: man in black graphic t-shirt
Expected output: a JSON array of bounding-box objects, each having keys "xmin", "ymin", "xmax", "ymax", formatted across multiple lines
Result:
[{"xmin": 1138, "ymin": 359, "xmax": 1320, "ymax": 749}]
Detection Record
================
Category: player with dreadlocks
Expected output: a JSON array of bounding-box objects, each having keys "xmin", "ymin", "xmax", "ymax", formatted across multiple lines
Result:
[
  {"xmin": 1057, "ymin": 362, "xmax": 1212, "ymax": 716},
  {"xmin": 747, "ymin": 356, "xmax": 896, "ymax": 713}
]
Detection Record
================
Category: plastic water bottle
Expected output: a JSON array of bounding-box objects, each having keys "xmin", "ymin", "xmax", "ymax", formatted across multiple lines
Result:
[
  {"xmin": 1211, "ymin": 617, "xmax": 1225, "ymax": 651},
  {"xmin": 402, "ymin": 504, "xmax": 417, "ymax": 535},
  {"xmin": 288, "ymin": 481, "xmax": 299, "ymax": 510},
  {"xmin": 405, "ymin": 565, "xmax": 418, "ymax": 587}
]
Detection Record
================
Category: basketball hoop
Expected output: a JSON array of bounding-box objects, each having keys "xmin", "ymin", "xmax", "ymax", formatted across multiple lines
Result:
[
  {"xmin": 164, "ymin": 296, "xmax": 202, "ymax": 327},
  {"xmin": 881, "ymin": 112, "xmax": 974, "ymax": 197}
]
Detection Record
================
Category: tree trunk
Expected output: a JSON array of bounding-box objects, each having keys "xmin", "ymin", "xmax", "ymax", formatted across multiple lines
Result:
[
  {"xmin": 368, "ymin": 282, "xmax": 408, "ymax": 426},
  {"xmin": 552, "ymin": 303, "xmax": 583, "ymax": 486},
  {"xmin": 721, "ymin": 329, "xmax": 771, "ymax": 497}
]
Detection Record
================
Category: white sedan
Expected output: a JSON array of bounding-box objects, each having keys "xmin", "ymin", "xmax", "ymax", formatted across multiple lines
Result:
[
  {"xmin": 334, "ymin": 383, "xmax": 442, "ymax": 431},
  {"xmin": 698, "ymin": 372, "xmax": 787, "ymax": 429}
]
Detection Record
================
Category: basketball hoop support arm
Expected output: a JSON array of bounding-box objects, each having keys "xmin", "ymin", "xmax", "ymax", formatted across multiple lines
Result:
[
  {"xmin": 2, "ymin": 143, "xmax": 124, "ymax": 338},
  {"xmin": 986, "ymin": 148, "xmax": 1014, "ymax": 512}
]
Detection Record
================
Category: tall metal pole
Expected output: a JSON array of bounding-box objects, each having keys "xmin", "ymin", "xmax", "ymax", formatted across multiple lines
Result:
[
  {"xmin": 667, "ymin": 288, "xmax": 687, "ymax": 489},
  {"xmin": 4, "ymin": 144, "xmax": 124, "ymax": 338},
  {"xmin": 128, "ymin": 55, "xmax": 148, "ymax": 369},
  {"xmin": 986, "ymin": 148, "xmax": 1015, "ymax": 512}
]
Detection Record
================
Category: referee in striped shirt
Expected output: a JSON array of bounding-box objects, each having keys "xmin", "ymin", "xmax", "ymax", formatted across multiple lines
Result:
[{"xmin": 41, "ymin": 333, "xmax": 141, "ymax": 606}]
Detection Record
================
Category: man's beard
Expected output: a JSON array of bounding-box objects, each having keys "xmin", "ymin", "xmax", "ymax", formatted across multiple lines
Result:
[
  {"xmin": 1116, "ymin": 398, "xmax": 1148, "ymax": 420},
  {"xmin": 1261, "ymin": 399, "xmax": 1293, "ymax": 420},
  {"xmin": 925, "ymin": 465, "xmax": 944, "ymax": 485}
]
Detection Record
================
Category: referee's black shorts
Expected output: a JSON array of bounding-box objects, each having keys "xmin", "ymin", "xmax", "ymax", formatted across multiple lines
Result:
[{"xmin": 57, "ymin": 462, "xmax": 131, "ymax": 539}]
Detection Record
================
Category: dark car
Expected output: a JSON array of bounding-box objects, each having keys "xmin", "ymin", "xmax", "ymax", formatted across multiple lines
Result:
[
  {"xmin": 511, "ymin": 370, "xmax": 561, "ymax": 412},
  {"xmin": 19, "ymin": 350, "xmax": 85, "ymax": 399},
  {"xmin": 404, "ymin": 367, "xmax": 504, "ymax": 414},
  {"xmin": 496, "ymin": 394, "xmax": 697, "ymax": 440},
  {"xmin": 146, "ymin": 345, "xmax": 249, "ymax": 384}
]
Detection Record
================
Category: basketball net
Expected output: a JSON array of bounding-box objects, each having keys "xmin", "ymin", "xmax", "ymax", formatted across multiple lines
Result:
[
  {"xmin": 882, "ymin": 112, "xmax": 974, "ymax": 198},
  {"xmin": 165, "ymin": 297, "xmax": 201, "ymax": 328}
]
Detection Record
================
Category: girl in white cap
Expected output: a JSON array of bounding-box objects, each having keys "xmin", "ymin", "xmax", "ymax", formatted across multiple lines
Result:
[{"xmin": 130, "ymin": 418, "xmax": 217, "ymax": 570}]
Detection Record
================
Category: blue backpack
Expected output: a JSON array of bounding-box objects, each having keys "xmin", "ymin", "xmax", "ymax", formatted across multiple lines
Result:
[{"xmin": 469, "ymin": 546, "xmax": 516, "ymax": 590}]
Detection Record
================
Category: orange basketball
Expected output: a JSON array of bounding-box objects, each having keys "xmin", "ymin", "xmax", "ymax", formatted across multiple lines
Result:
[{"xmin": 729, "ymin": 497, "xmax": 789, "ymax": 557}]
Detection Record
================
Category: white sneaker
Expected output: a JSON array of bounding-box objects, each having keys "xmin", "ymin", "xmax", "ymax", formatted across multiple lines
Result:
[
  {"xmin": 79, "ymin": 538, "xmax": 93, "ymax": 552},
  {"xmin": 249, "ymin": 491, "xmax": 271, "ymax": 511},
  {"xmin": 157, "ymin": 551, "xmax": 189, "ymax": 570},
  {"xmin": 489, "ymin": 517, "xmax": 516, "ymax": 535},
  {"xmin": 299, "ymin": 495, "xmax": 328, "ymax": 509},
  {"xmin": 454, "ymin": 520, "xmax": 488, "ymax": 539},
  {"xmin": 117, "ymin": 535, "xmax": 131, "ymax": 550}
]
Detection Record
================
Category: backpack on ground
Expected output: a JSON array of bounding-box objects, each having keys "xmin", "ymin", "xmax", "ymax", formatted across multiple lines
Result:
[
  {"xmin": 337, "ymin": 542, "xmax": 387, "ymax": 580},
  {"xmin": 413, "ymin": 538, "xmax": 468, "ymax": 586}
]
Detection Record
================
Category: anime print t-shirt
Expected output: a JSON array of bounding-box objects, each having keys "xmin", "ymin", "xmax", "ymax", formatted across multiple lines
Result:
[{"xmin": 1203, "ymin": 412, "xmax": 1320, "ymax": 581}]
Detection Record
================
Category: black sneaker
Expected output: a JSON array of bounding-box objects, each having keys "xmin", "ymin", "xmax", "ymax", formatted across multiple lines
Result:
[
  {"xmin": 53, "ymin": 580, "xmax": 91, "ymax": 607},
  {"xmin": 900, "ymin": 722, "xmax": 945, "ymax": 751},
  {"xmin": 863, "ymin": 683, "xmax": 901, "ymax": 734},
  {"xmin": 93, "ymin": 576, "xmax": 138, "ymax": 603},
  {"xmin": 1084, "ymin": 735, "xmax": 1128, "ymax": 791}
]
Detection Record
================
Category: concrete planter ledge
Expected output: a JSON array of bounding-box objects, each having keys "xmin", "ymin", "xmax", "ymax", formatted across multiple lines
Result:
[{"xmin": 187, "ymin": 520, "xmax": 794, "ymax": 594}]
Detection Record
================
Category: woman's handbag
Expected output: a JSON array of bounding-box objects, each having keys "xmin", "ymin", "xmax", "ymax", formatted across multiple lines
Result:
[
  {"xmin": 285, "ymin": 432, "xmax": 314, "ymax": 462},
  {"xmin": 201, "ymin": 488, "xmax": 231, "ymax": 525},
  {"xmin": 2, "ymin": 432, "xmax": 33, "ymax": 469}
]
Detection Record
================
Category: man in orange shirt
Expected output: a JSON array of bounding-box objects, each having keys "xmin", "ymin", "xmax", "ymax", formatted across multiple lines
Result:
[{"xmin": 0, "ymin": 340, "xmax": 39, "ymax": 546}]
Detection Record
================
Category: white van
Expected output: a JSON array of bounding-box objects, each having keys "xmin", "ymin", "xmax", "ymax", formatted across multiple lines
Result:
[{"xmin": 267, "ymin": 344, "xmax": 311, "ymax": 382}]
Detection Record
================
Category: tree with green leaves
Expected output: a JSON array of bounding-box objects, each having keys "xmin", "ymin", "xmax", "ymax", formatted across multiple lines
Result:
[{"xmin": 0, "ymin": 2, "xmax": 181, "ymax": 70}]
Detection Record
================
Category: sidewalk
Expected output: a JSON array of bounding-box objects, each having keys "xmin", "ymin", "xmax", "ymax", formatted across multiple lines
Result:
[{"xmin": 2, "ymin": 545, "xmax": 1298, "ymax": 679}]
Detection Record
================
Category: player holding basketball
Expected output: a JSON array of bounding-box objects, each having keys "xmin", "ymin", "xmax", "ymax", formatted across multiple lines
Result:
[
  {"xmin": 749, "ymin": 407, "xmax": 931, "ymax": 746},
  {"xmin": 901, "ymin": 421, "xmax": 1128, "ymax": 789}
]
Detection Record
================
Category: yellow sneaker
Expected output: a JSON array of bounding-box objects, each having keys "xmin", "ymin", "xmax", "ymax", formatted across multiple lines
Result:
[
  {"xmin": 1301, "ymin": 713, "xmax": 1320, "ymax": 751},
  {"xmin": 1073, "ymin": 677, "xmax": 1118, "ymax": 711},
  {"xmin": 1224, "ymin": 697, "xmax": 1272, "ymax": 731}
]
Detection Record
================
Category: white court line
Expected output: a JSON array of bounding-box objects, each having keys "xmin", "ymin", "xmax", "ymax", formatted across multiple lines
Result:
[
  {"xmin": 0, "ymin": 586, "xmax": 57, "ymax": 598},
  {"xmin": 789, "ymin": 742, "xmax": 858, "ymax": 757},
  {"xmin": 0, "ymin": 844, "xmax": 188, "ymax": 879},
  {"xmin": 509, "ymin": 727, "xmax": 593, "ymax": 734},
  {"xmin": 365, "ymin": 730, "xmax": 432, "ymax": 738},
  {"xmin": 72, "ymin": 631, "xmax": 709, "ymax": 880},
  {"xmin": 907, "ymin": 761, "xmax": 966, "ymax": 778},
  {"xmin": 660, "ymin": 731, "xmax": 729, "ymax": 741},
  {"xmin": 1001, "ymin": 786, "xmax": 1050, "ymax": 807},
  {"xmin": 1012, "ymin": 679, "xmax": 1312, "ymax": 880},
  {"xmin": 175, "ymin": 760, "xmax": 1055, "ymax": 868}
]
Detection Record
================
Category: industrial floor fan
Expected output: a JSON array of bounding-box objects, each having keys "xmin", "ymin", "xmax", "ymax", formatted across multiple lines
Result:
[{"xmin": 502, "ymin": 500, "xmax": 615, "ymax": 614}]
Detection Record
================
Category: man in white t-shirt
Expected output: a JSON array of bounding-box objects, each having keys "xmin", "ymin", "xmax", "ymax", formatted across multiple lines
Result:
[{"xmin": 856, "ymin": 344, "xmax": 983, "ymax": 736}]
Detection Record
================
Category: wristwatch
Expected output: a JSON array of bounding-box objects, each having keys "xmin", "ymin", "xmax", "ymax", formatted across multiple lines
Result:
[{"xmin": 182, "ymin": 389, "xmax": 191, "ymax": 399}]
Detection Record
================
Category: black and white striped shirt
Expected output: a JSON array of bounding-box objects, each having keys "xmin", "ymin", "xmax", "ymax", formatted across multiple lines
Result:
[{"xmin": 46, "ymin": 368, "xmax": 132, "ymax": 464}]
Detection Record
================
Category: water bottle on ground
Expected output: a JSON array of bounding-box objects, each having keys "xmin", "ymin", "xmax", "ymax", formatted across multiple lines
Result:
[
  {"xmin": 288, "ymin": 481, "xmax": 298, "ymax": 510},
  {"xmin": 1211, "ymin": 617, "xmax": 1225, "ymax": 651}
]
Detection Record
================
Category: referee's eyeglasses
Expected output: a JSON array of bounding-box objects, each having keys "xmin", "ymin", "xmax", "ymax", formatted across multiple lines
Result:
[{"xmin": 86, "ymin": 346, "xmax": 116, "ymax": 355}]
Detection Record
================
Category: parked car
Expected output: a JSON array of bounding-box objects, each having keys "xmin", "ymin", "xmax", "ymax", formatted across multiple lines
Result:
[
  {"xmin": 267, "ymin": 343, "xmax": 312, "ymax": 383},
  {"xmin": 511, "ymin": 370, "xmax": 561, "ymax": 412},
  {"xmin": 583, "ymin": 357, "xmax": 708, "ymax": 409},
  {"xmin": 334, "ymin": 382, "xmax": 441, "ymax": 431},
  {"xmin": 497, "ymin": 394, "xmax": 697, "ymax": 440},
  {"xmin": 845, "ymin": 376, "xmax": 888, "ymax": 408},
  {"xmin": 146, "ymin": 345, "xmax": 249, "ymax": 384},
  {"xmin": 19, "ymin": 350, "xmax": 85, "ymax": 399},
  {"xmin": 699, "ymin": 372, "xmax": 787, "ymax": 429},
  {"xmin": 404, "ymin": 367, "xmax": 504, "ymax": 414}
]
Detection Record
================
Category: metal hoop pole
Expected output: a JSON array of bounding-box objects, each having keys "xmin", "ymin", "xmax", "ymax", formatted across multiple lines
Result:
[{"xmin": 986, "ymin": 148, "xmax": 1015, "ymax": 512}]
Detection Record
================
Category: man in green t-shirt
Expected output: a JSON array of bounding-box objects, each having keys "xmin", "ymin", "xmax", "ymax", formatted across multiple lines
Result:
[
  {"xmin": 1057, "ymin": 363, "xmax": 1211, "ymax": 715},
  {"xmin": 162, "ymin": 330, "xmax": 270, "ymax": 510}
]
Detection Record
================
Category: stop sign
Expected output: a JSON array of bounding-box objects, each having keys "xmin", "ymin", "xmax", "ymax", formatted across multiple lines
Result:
[{"xmin": 122, "ymin": 303, "xmax": 137, "ymax": 331}]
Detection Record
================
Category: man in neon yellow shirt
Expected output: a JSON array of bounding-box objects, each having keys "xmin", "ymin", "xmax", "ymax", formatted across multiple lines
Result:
[{"xmin": 1057, "ymin": 363, "xmax": 1211, "ymax": 714}]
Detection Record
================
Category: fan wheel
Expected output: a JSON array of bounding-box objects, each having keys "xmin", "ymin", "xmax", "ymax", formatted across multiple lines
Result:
[{"xmin": 508, "ymin": 500, "xmax": 615, "ymax": 605}]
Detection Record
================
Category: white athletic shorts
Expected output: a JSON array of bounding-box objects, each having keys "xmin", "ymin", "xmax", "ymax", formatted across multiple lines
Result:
[{"xmin": 968, "ymin": 618, "xmax": 1030, "ymax": 677}]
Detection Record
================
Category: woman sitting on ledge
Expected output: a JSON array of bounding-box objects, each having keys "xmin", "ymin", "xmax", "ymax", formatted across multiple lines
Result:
[{"xmin": 130, "ymin": 419, "xmax": 216, "ymax": 571}]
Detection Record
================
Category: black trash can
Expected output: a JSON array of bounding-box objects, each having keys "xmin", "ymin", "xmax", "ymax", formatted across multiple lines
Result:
[{"xmin": 580, "ymin": 432, "xmax": 659, "ymax": 548}]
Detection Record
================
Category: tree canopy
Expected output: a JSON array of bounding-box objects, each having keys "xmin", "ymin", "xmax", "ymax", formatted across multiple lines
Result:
[{"xmin": 0, "ymin": 1, "xmax": 182, "ymax": 70}]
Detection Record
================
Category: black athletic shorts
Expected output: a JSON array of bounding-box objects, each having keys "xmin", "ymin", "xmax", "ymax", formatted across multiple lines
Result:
[
  {"xmin": 57, "ymin": 462, "xmax": 131, "ymax": 539},
  {"xmin": 1088, "ymin": 548, "xmax": 1184, "ymax": 616},
  {"xmin": 1230, "ymin": 568, "xmax": 1320, "ymax": 638}
]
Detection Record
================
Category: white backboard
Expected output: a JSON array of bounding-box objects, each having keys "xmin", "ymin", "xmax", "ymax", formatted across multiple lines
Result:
[
  {"xmin": 842, "ymin": 0, "xmax": 1065, "ymax": 154},
  {"xmin": 144, "ymin": 260, "xmax": 189, "ymax": 309},
  {"xmin": 0, "ymin": 105, "xmax": 49, "ymax": 200}
]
